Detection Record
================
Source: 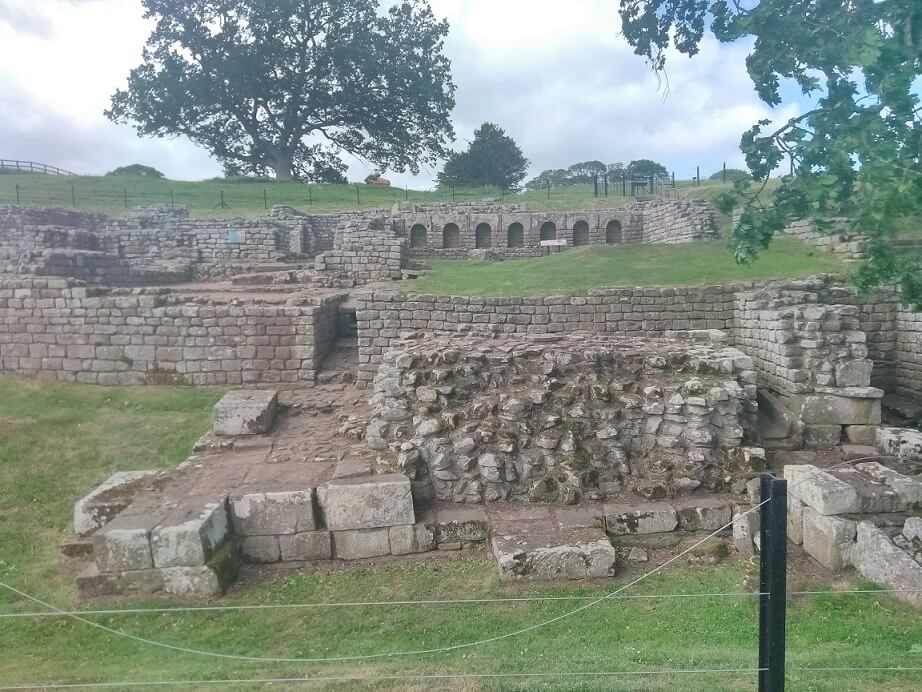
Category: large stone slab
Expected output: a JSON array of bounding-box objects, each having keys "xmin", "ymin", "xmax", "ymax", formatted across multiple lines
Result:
[
  {"xmin": 850, "ymin": 522, "xmax": 922, "ymax": 607},
  {"xmin": 279, "ymin": 531, "xmax": 333, "ymax": 561},
  {"xmin": 73, "ymin": 470, "xmax": 161, "ymax": 537},
  {"xmin": 389, "ymin": 524, "xmax": 435, "ymax": 556},
  {"xmin": 92, "ymin": 505, "xmax": 172, "ymax": 572},
  {"xmin": 674, "ymin": 498, "xmax": 733, "ymax": 532},
  {"xmin": 785, "ymin": 465, "xmax": 861, "ymax": 515},
  {"xmin": 876, "ymin": 427, "xmax": 922, "ymax": 464},
  {"xmin": 333, "ymin": 528, "xmax": 391, "ymax": 559},
  {"xmin": 852, "ymin": 462, "xmax": 922, "ymax": 510},
  {"xmin": 213, "ymin": 390, "xmax": 278, "ymax": 436},
  {"xmin": 603, "ymin": 504, "xmax": 678, "ymax": 536},
  {"xmin": 151, "ymin": 500, "xmax": 228, "ymax": 568},
  {"xmin": 229, "ymin": 490, "xmax": 318, "ymax": 536},
  {"xmin": 493, "ymin": 528, "xmax": 617, "ymax": 580},
  {"xmin": 431, "ymin": 505, "xmax": 490, "ymax": 545},
  {"xmin": 802, "ymin": 506, "xmax": 857, "ymax": 571},
  {"xmin": 319, "ymin": 474, "xmax": 414, "ymax": 531},
  {"xmin": 791, "ymin": 391, "xmax": 882, "ymax": 426}
]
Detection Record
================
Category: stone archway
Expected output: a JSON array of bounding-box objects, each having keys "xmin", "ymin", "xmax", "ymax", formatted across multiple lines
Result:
[
  {"xmin": 475, "ymin": 223, "xmax": 493, "ymax": 249},
  {"xmin": 507, "ymin": 222, "xmax": 525, "ymax": 248},
  {"xmin": 572, "ymin": 220, "xmax": 590, "ymax": 246},
  {"xmin": 443, "ymin": 223, "xmax": 461, "ymax": 249},
  {"xmin": 540, "ymin": 221, "xmax": 557, "ymax": 241},
  {"xmin": 606, "ymin": 220, "xmax": 623, "ymax": 245},
  {"xmin": 410, "ymin": 224, "xmax": 428, "ymax": 248}
]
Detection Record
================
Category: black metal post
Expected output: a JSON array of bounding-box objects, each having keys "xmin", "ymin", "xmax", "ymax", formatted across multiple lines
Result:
[
  {"xmin": 356, "ymin": 186, "xmax": 360, "ymax": 206},
  {"xmin": 758, "ymin": 473, "xmax": 788, "ymax": 692},
  {"xmin": 723, "ymin": 162, "xmax": 727, "ymax": 183},
  {"xmin": 546, "ymin": 180, "xmax": 550, "ymax": 200},
  {"xmin": 672, "ymin": 171, "xmax": 675, "ymax": 187},
  {"xmin": 170, "ymin": 190, "xmax": 175, "ymax": 208},
  {"xmin": 220, "ymin": 190, "xmax": 226, "ymax": 208},
  {"xmin": 405, "ymin": 185, "xmax": 409, "ymax": 201},
  {"xmin": 452, "ymin": 185, "xmax": 456, "ymax": 202},
  {"xmin": 308, "ymin": 185, "xmax": 312, "ymax": 205},
  {"xmin": 264, "ymin": 188, "xmax": 268, "ymax": 210},
  {"xmin": 15, "ymin": 183, "xmax": 19, "ymax": 205},
  {"xmin": 593, "ymin": 175, "xmax": 599, "ymax": 198},
  {"xmin": 71, "ymin": 185, "xmax": 76, "ymax": 208},
  {"xmin": 622, "ymin": 172, "xmax": 626, "ymax": 196},
  {"xmin": 649, "ymin": 173, "xmax": 654, "ymax": 195},
  {"xmin": 696, "ymin": 166, "xmax": 700, "ymax": 187},
  {"xmin": 604, "ymin": 174, "xmax": 609, "ymax": 198},
  {"xmin": 124, "ymin": 187, "xmax": 128, "ymax": 209}
]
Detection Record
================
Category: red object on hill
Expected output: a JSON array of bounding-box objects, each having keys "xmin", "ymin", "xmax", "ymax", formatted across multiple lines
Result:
[{"xmin": 370, "ymin": 177, "xmax": 391, "ymax": 187}]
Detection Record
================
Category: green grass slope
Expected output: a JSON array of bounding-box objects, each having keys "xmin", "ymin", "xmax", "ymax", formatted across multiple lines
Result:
[{"xmin": 408, "ymin": 237, "xmax": 846, "ymax": 297}]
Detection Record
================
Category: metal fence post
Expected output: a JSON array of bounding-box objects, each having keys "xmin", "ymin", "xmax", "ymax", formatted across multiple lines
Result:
[
  {"xmin": 15, "ymin": 183, "xmax": 20, "ymax": 205},
  {"xmin": 170, "ymin": 190, "xmax": 175, "ymax": 208},
  {"xmin": 696, "ymin": 166, "xmax": 700, "ymax": 187},
  {"xmin": 356, "ymin": 185, "xmax": 360, "ymax": 206},
  {"xmin": 71, "ymin": 185, "xmax": 76, "ymax": 208},
  {"xmin": 124, "ymin": 187, "xmax": 128, "ymax": 210},
  {"xmin": 723, "ymin": 162, "xmax": 727, "ymax": 183},
  {"xmin": 546, "ymin": 180, "xmax": 550, "ymax": 200},
  {"xmin": 264, "ymin": 188, "xmax": 268, "ymax": 210},
  {"xmin": 758, "ymin": 473, "xmax": 788, "ymax": 692}
]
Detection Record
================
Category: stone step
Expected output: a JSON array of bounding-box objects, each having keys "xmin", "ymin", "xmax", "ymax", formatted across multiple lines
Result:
[{"xmin": 492, "ymin": 527, "xmax": 617, "ymax": 580}]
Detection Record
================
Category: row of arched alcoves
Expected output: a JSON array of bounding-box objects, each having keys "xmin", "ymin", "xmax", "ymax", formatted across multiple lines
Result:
[{"xmin": 408, "ymin": 220, "xmax": 624, "ymax": 249}]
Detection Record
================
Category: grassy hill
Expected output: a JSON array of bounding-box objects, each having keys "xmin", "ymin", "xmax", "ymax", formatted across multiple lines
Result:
[{"xmin": 0, "ymin": 172, "xmax": 731, "ymax": 218}]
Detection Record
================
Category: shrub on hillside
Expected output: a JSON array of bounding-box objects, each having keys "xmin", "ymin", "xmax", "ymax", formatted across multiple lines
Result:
[
  {"xmin": 709, "ymin": 168, "xmax": 751, "ymax": 183},
  {"xmin": 106, "ymin": 164, "xmax": 165, "ymax": 178}
]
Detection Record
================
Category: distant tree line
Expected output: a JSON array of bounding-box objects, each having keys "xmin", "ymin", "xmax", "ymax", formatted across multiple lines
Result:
[{"xmin": 524, "ymin": 159, "xmax": 669, "ymax": 191}]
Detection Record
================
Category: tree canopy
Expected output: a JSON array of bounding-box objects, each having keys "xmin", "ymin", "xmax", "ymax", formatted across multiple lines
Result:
[
  {"xmin": 626, "ymin": 159, "xmax": 669, "ymax": 180},
  {"xmin": 105, "ymin": 164, "xmax": 165, "ymax": 178},
  {"xmin": 566, "ymin": 161, "xmax": 608, "ymax": 185},
  {"xmin": 618, "ymin": 0, "xmax": 922, "ymax": 307},
  {"xmin": 436, "ymin": 122, "xmax": 530, "ymax": 190},
  {"xmin": 107, "ymin": 0, "xmax": 456, "ymax": 182}
]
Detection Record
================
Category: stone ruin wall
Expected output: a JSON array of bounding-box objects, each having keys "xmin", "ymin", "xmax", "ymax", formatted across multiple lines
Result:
[
  {"xmin": 896, "ymin": 310, "xmax": 922, "ymax": 401},
  {"xmin": 367, "ymin": 333, "xmax": 759, "ymax": 504},
  {"xmin": 0, "ymin": 275, "xmax": 345, "ymax": 386},
  {"xmin": 395, "ymin": 198, "xmax": 719, "ymax": 260},
  {"xmin": 314, "ymin": 216, "xmax": 408, "ymax": 282}
]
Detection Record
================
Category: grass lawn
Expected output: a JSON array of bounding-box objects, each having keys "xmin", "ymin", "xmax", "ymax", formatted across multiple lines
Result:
[
  {"xmin": 0, "ymin": 377, "xmax": 921, "ymax": 690},
  {"xmin": 408, "ymin": 237, "xmax": 847, "ymax": 297}
]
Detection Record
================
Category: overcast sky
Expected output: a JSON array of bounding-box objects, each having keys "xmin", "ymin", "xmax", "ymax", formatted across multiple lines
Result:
[{"xmin": 0, "ymin": 0, "xmax": 802, "ymax": 188}]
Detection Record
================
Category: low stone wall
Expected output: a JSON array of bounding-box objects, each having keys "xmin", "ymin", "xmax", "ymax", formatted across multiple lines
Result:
[
  {"xmin": 355, "ymin": 286, "xmax": 742, "ymax": 384},
  {"xmin": 314, "ymin": 218, "xmax": 407, "ymax": 283},
  {"xmin": 367, "ymin": 332, "xmax": 759, "ymax": 503},
  {"xmin": 896, "ymin": 309, "xmax": 922, "ymax": 400},
  {"xmin": 0, "ymin": 276, "xmax": 343, "ymax": 386}
]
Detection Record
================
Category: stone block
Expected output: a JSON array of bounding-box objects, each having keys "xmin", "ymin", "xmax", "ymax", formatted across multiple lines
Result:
[
  {"xmin": 73, "ymin": 470, "xmax": 159, "ymax": 537},
  {"xmin": 432, "ymin": 505, "xmax": 490, "ymax": 544},
  {"xmin": 493, "ymin": 528, "xmax": 617, "ymax": 580},
  {"xmin": 732, "ymin": 507, "xmax": 758, "ymax": 557},
  {"xmin": 389, "ymin": 524, "xmax": 435, "ymax": 555},
  {"xmin": 674, "ymin": 499, "xmax": 733, "ymax": 532},
  {"xmin": 802, "ymin": 507, "xmax": 857, "ymax": 571},
  {"xmin": 844, "ymin": 426, "xmax": 877, "ymax": 446},
  {"xmin": 76, "ymin": 564, "xmax": 163, "ymax": 598},
  {"xmin": 850, "ymin": 522, "xmax": 922, "ymax": 607},
  {"xmin": 835, "ymin": 360, "xmax": 873, "ymax": 388},
  {"xmin": 903, "ymin": 517, "xmax": 922, "ymax": 542},
  {"xmin": 93, "ymin": 513, "xmax": 161, "ymax": 573},
  {"xmin": 876, "ymin": 427, "xmax": 922, "ymax": 463},
  {"xmin": 213, "ymin": 389, "xmax": 278, "ymax": 436},
  {"xmin": 279, "ymin": 531, "xmax": 333, "ymax": 561},
  {"xmin": 230, "ymin": 490, "xmax": 317, "ymax": 536},
  {"xmin": 804, "ymin": 425, "xmax": 842, "ymax": 449},
  {"xmin": 793, "ymin": 392, "xmax": 881, "ymax": 426},
  {"xmin": 788, "ymin": 497, "xmax": 805, "ymax": 545},
  {"xmin": 240, "ymin": 535, "xmax": 281, "ymax": 563},
  {"xmin": 603, "ymin": 504, "xmax": 678, "ymax": 536},
  {"xmin": 161, "ymin": 566, "xmax": 223, "ymax": 597},
  {"xmin": 151, "ymin": 501, "xmax": 228, "ymax": 568},
  {"xmin": 853, "ymin": 462, "xmax": 922, "ymax": 509},
  {"xmin": 785, "ymin": 465, "xmax": 861, "ymax": 515},
  {"xmin": 333, "ymin": 528, "xmax": 391, "ymax": 559},
  {"xmin": 319, "ymin": 474, "xmax": 414, "ymax": 531}
]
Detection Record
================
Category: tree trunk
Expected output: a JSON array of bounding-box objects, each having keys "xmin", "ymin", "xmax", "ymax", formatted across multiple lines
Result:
[{"xmin": 271, "ymin": 154, "xmax": 294, "ymax": 181}]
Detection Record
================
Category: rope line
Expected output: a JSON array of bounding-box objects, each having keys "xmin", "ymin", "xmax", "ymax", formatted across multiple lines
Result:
[
  {"xmin": 0, "ymin": 668, "xmax": 769, "ymax": 690},
  {"xmin": 0, "ymin": 454, "xmax": 899, "ymax": 666},
  {"xmin": 3, "ymin": 588, "xmax": 922, "ymax": 620}
]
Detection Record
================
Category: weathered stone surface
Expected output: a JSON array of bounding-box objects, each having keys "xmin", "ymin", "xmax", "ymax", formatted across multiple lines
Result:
[
  {"xmin": 843, "ymin": 426, "xmax": 877, "ymax": 446},
  {"xmin": 804, "ymin": 425, "xmax": 842, "ymax": 449},
  {"xmin": 161, "ymin": 566, "xmax": 223, "ymax": 597},
  {"xmin": 850, "ymin": 522, "xmax": 922, "ymax": 607},
  {"xmin": 73, "ymin": 470, "xmax": 159, "ymax": 537},
  {"xmin": 76, "ymin": 564, "xmax": 164, "ymax": 598},
  {"xmin": 319, "ymin": 474, "xmax": 414, "ymax": 531},
  {"xmin": 802, "ymin": 507, "xmax": 857, "ymax": 571},
  {"xmin": 93, "ymin": 513, "xmax": 162, "ymax": 572},
  {"xmin": 732, "ymin": 507, "xmax": 758, "ymax": 557},
  {"xmin": 431, "ymin": 505, "xmax": 490, "ymax": 544},
  {"xmin": 853, "ymin": 462, "xmax": 922, "ymax": 510},
  {"xmin": 493, "ymin": 529, "xmax": 617, "ymax": 580},
  {"xmin": 240, "ymin": 535, "xmax": 281, "ymax": 563},
  {"xmin": 904, "ymin": 517, "xmax": 922, "ymax": 542},
  {"xmin": 151, "ymin": 501, "xmax": 228, "ymax": 568},
  {"xmin": 603, "ymin": 504, "xmax": 678, "ymax": 536},
  {"xmin": 876, "ymin": 427, "xmax": 922, "ymax": 463},
  {"xmin": 835, "ymin": 360, "xmax": 873, "ymax": 388},
  {"xmin": 213, "ymin": 390, "xmax": 278, "ymax": 436},
  {"xmin": 785, "ymin": 465, "xmax": 861, "ymax": 515},
  {"xmin": 792, "ymin": 392, "xmax": 882, "ymax": 426},
  {"xmin": 333, "ymin": 528, "xmax": 391, "ymax": 559},
  {"xmin": 230, "ymin": 490, "xmax": 317, "ymax": 536},
  {"xmin": 787, "ymin": 497, "xmax": 805, "ymax": 545},
  {"xmin": 674, "ymin": 499, "xmax": 733, "ymax": 532},
  {"xmin": 279, "ymin": 531, "xmax": 333, "ymax": 561},
  {"xmin": 388, "ymin": 524, "xmax": 435, "ymax": 556}
]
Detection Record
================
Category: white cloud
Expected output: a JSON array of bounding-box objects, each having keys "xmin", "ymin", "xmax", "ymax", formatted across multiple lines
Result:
[{"xmin": 0, "ymin": 0, "xmax": 794, "ymax": 186}]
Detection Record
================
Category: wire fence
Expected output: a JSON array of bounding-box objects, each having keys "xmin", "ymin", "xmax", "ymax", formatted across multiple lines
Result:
[{"xmin": 0, "ymin": 456, "xmax": 918, "ymax": 690}]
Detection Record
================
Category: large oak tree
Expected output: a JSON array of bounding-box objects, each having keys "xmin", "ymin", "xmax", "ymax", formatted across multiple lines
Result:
[
  {"xmin": 618, "ymin": 0, "xmax": 922, "ymax": 306},
  {"xmin": 107, "ymin": 0, "xmax": 457, "ymax": 181}
]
